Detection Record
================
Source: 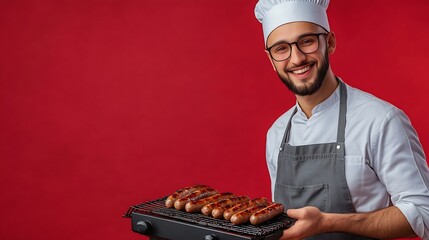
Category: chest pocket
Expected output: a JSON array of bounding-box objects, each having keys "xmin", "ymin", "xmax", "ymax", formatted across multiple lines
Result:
[
  {"xmin": 274, "ymin": 183, "xmax": 328, "ymax": 212},
  {"xmin": 345, "ymin": 155, "xmax": 365, "ymax": 195}
]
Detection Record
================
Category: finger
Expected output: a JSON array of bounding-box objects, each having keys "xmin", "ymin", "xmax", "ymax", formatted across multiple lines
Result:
[
  {"xmin": 279, "ymin": 235, "xmax": 302, "ymax": 240},
  {"xmin": 280, "ymin": 224, "xmax": 301, "ymax": 239},
  {"xmin": 286, "ymin": 208, "xmax": 303, "ymax": 219}
]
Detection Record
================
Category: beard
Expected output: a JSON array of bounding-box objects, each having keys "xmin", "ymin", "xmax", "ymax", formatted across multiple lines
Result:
[{"xmin": 277, "ymin": 49, "xmax": 329, "ymax": 96}]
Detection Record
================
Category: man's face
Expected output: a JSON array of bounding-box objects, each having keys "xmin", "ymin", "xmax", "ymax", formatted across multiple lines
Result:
[{"xmin": 265, "ymin": 22, "xmax": 332, "ymax": 96}]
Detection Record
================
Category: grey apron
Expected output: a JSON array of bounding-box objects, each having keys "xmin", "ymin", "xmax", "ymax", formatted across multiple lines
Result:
[{"xmin": 274, "ymin": 81, "xmax": 376, "ymax": 240}]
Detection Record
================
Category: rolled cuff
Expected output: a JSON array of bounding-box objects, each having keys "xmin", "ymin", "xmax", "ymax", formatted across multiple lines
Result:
[{"xmin": 396, "ymin": 202, "xmax": 425, "ymax": 238}]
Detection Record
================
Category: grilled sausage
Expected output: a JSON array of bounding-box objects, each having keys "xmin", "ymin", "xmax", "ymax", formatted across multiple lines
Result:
[
  {"xmin": 185, "ymin": 192, "xmax": 234, "ymax": 213},
  {"xmin": 211, "ymin": 196, "xmax": 250, "ymax": 219},
  {"xmin": 201, "ymin": 195, "xmax": 248, "ymax": 216},
  {"xmin": 249, "ymin": 203, "xmax": 284, "ymax": 225},
  {"xmin": 174, "ymin": 188, "xmax": 218, "ymax": 210},
  {"xmin": 201, "ymin": 199, "xmax": 230, "ymax": 216},
  {"xmin": 230, "ymin": 205, "xmax": 267, "ymax": 225},
  {"xmin": 165, "ymin": 185, "xmax": 210, "ymax": 208},
  {"xmin": 223, "ymin": 197, "xmax": 268, "ymax": 220}
]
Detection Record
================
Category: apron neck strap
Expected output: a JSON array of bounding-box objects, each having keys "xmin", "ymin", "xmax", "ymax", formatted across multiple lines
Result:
[{"xmin": 337, "ymin": 79, "xmax": 347, "ymax": 143}]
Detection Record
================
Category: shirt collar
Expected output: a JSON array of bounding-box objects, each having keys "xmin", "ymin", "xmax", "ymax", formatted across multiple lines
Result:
[{"xmin": 294, "ymin": 82, "xmax": 341, "ymax": 117}]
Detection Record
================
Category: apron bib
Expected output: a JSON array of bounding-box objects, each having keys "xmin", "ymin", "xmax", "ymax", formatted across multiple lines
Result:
[{"xmin": 274, "ymin": 81, "xmax": 376, "ymax": 240}]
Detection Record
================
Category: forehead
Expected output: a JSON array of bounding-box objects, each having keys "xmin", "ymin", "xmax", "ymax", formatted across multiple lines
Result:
[{"xmin": 266, "ymin": 22, "xmax": 324, "ymax": 47}]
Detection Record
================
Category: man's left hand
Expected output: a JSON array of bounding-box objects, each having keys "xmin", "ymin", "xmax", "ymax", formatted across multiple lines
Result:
[{"xmin": 279, "ymin": 206, "xmax": 329, "ymax": 240}]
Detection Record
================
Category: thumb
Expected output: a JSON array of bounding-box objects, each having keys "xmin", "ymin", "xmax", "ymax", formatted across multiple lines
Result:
[{"xmin": 286, "ymin": 208, "xmax": 303, "ymax": 219}]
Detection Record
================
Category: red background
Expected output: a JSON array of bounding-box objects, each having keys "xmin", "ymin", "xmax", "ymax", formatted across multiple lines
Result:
[{"xmin": 1, "ymin": 1, "xmax": 428, "ymax": 239}]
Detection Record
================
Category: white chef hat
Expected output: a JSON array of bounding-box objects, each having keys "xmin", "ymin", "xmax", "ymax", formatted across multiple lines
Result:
[{"xmin": 255, "ymin": 0, "xmax": 331, "ymax": 45}]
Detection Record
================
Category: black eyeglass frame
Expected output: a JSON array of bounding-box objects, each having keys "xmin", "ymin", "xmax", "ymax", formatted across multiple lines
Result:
[{"xmin": 266, "ymin": 32, "xmax": 329, "ymax": 62}]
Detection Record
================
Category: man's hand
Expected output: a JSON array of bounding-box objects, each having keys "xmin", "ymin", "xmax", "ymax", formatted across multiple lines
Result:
[
  {"xmin": 279, "ymin": 206, "xmax": 329, "ymax": 240},
  {"xmin": 279, "ymin": 206, "xmax": 417, "ymax": 240}
]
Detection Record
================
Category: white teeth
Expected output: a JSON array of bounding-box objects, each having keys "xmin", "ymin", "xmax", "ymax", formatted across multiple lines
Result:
[{"xmin": 293, "ymin": 66, "xmax": 310, "ymax": 74}]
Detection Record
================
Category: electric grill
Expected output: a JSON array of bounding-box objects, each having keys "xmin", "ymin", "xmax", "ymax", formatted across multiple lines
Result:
[{"xmin": 124, "ymin": 196, "xmax": 295, "ymax": 240}]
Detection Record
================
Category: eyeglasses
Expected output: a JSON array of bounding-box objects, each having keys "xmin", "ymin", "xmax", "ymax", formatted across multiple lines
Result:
[{"xmin": 266, "ymin": 33, "xmax": 328, "ymax": 62}]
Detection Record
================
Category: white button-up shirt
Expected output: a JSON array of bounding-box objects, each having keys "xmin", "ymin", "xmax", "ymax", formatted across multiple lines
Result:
[{"xmin": 266, "ymin": 81, "xmax": 429, "ymax": 239}]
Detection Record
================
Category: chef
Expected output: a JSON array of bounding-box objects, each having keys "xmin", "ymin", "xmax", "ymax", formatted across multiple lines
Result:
[{"xmin": 254, "ymin": 0, "xmax": 429, "ymax": 239}]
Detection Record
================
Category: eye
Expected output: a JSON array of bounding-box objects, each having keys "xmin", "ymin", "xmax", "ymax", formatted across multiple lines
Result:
[
  {"xmin": 299, "ymin": 36, "xmax": 317, "ymax": 47},
  {"xmin": 273, "ymin": 44, "xmax": 290, "ymax": 53}
]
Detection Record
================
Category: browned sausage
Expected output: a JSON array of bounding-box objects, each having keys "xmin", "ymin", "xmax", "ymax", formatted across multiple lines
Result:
[
  {"xmin": 223, "ymin": 197, "xmax": 268, "ymax": 220},
  {"xmin": 249, "ymin": 203, "xmax": 284, "ymax": 225},
  {"xmin": 211, "ymin": 196, "xmax": 250, "ymax": 219},
  {"xmin": 165, "ymin": 185, "xmax": 210, "ymax": 208},
  {"xmin": 230, "ymin": 205, "xmax": 267, "ymax": 225},
  {"xmin": 185, "ymin": 192, "xmax": 234, "ymax": 213},
  {"xmin": 174, "ymin": 188, "xmax": 218, "ymax": 210},
  {"xmin": 201, "ymin": 195, "xmax": 248, "ymax": 216}
]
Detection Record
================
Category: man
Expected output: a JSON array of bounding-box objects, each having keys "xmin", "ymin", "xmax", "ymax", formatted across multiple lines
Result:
[{"xmin": 254, "ymin": 0, "xmax": 429, "ymax": 239}]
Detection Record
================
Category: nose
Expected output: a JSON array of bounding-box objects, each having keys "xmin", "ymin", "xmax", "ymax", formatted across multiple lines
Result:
[{"xmin": 289, "ymin": 44, "xmax": 306, "ymax": 65}]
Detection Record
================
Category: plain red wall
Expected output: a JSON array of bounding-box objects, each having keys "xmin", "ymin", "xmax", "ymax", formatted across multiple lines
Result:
[{"xmin": 1, "ymin": 1, "xmax": 428, "ymax": 239}]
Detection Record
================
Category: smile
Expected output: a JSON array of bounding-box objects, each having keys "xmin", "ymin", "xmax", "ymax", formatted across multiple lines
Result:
[{"xmin": 292, "ymin": 65, "xmax": 311, "ymax": 75}]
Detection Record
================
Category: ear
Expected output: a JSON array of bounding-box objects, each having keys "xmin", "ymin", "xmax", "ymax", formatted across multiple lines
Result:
[
  {"xmin": 327, "ymin": 31, "xmax": 336, "ymax": 55},
  {"xmin": 265, "ymin": 50, "xmax": 277, "ymax": 71}
]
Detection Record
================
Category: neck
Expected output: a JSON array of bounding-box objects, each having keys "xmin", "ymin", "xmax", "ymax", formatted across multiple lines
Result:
[{"xmin": 296, "ymin": 71, "xmax": 338, "ymax": 118}]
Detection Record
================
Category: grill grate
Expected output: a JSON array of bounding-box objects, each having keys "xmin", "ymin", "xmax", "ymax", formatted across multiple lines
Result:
[{"xmin": 124, "ymin": 196, "xmax": 295, "ymax": 237}]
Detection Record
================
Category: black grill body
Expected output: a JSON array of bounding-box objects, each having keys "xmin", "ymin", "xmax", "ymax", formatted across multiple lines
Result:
[{"xmin": 124, "ymin": 197, "xmax": 294, "ymax": 240}]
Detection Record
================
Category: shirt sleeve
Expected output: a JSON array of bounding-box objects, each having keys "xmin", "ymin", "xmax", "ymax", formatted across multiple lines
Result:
[{"xmin": 371, "ymin": 107, "xmax": 429, "ymax": 238}]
